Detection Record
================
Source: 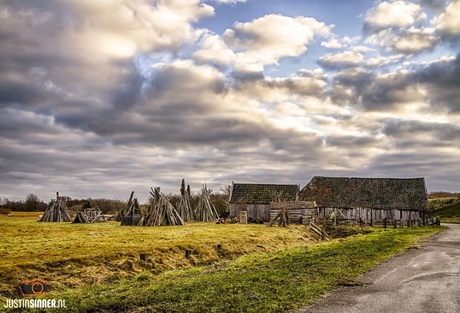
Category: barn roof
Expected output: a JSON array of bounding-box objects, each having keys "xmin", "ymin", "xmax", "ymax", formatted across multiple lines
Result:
[
  {"xmin": 299, "ymin": 176, "xmax": 428, "ymax": 210},
  {"xmin": 229, "ymin": 183, "xmax": 299, "ymax": 204}
]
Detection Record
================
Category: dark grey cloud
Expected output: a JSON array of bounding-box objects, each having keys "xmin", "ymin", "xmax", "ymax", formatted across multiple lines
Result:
[
  {"xmin": 368, "ymin": 151, "xmax": 459, "ymax": 192},
  {"xmin": 383, "ymin": 119, "xmax": 460, "ymax": 147},
  {"xmin": 418, "ymin": 0, "xmax": 450, "ymax": 12},
  {"xmin": 329, "ymin": 53, "xmax": 460, "ymax": 114},
  {"xmin": 410, "ymin": 53, "xmax": 460, "ymax": 113},
  {"xmin": 232, "ymin": 69, "xmax": 328, "ymax": 102},
  {"xmin": 330, "ymin": 69, "xmax": 374, "ymax": 106},
  {"xmin": 325, "ymin": 135, "xmax": 380, "ymax": 148}
]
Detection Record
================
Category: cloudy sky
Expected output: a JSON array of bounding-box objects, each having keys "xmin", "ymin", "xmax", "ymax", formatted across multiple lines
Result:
[{"xmin": 1, "ymin": 0, "xmax": 459, "ymax": 202}]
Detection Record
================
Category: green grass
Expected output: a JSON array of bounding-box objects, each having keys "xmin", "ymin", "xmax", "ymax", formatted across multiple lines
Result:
[
  {"xmin": 430, "ymin": 200, "xmax": 460, "ymax": 223},
  {"xmin": 15, "ymin": 226, "xmax": 443, "ymax": 313}
]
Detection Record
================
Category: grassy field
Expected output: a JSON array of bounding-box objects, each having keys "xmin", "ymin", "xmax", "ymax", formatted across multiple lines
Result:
[
  {"xmin": 0, "ymin": 213, "xmax": 315, "ymax": 297},
  {"xmin": 37, "ymin": 227, "xmax": 443, "ymax": 312},
  {"xmin": 0, "ymin": 213, "xmax": 444, "ymax": 312}
]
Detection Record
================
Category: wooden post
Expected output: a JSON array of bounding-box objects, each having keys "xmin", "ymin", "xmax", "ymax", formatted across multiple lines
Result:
[
  {"xmin": 384, "ymin": 218, "xmax": 387, "ymax": 229},
  {"xmin": 239, "ymin": 211, "xmax": 248, "ymax": 224},
  {"xmin": 140, "ymin": 254, "xmax": 148, "ymax": 261},
  {"xmin": 185, "ymin": 249, "xmax": 192, "ymax": 258}
]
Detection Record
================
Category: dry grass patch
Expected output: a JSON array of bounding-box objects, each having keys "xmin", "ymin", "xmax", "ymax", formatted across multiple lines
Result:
[{"xmin": 0, "ymin": 214, "xmax": 314, "ymax": 296}]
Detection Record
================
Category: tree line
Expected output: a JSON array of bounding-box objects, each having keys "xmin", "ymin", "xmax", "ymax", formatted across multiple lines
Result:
[{"xmin": 0, "ymin": 194, "xmax": 48, "ymax": 212}]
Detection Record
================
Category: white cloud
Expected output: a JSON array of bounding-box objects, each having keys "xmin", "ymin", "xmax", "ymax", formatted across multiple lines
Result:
[
  {"xmin": 66, "ymin": 0, "xmax": 214, "ymax": 60},
  {"xmin": 365, "ymin": 54, "xmax": 405, "ymax": 67},
  {"xmin": 365, "ymin": 1, "xmax": 423, "ymax": 29},
  {"xmin": 318, "ymin": 51, "xmax": 364, "ymax": 69},
  {"xmin": 432, "ymin": 0, "xmax": 460, "ymax": 37},
  {"xmin": 193, "ymin": 33, "xmax": 236, "ymax": 66},
  {"xmin": 212, "ymin": 0, "xmax": 247, "ymax": 3},
  {"xmin": 321, "ymin": 39, "xmax": 342, "ymax": 49},
  {"xmin": 365, "ymin": 26, "xmax": 438, "ymax": 54},
  {"xmin": 351, "ymin": 45, "xmax": 375, "ymax": 53},
  {"xmin": 391, "ymin": 28, "xmax": 438, "ymax": 53},
  {"xmin": 223, "ymin": 14, "xmax": 330, "ymax": 72},
  {"xmin": 343, "ymin": 36, "xmax": 361, "ymax": 44}
]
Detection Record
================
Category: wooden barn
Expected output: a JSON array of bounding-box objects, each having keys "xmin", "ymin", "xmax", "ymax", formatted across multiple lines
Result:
[
  {"xmin": 299, "ymin": 176, "xmax": 429, "ymax": 224},
  {"xmin": 229, "ymin": 182, "xmax": 300, "ymax": 222}
]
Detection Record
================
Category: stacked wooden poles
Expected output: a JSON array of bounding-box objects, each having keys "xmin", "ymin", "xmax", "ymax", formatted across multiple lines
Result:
[
  {"xmin": 73, "ymin": 201, "xmax": 106, "ymax": 223},
  {"xmin": 177, "ymin": 179, "xmax": 195, "ymax": 222},
  {"xmin": 142, "ymin": 187, "xmax": 185, "ymax": 226},
  {"xmin": 268, "ymin": 207, "xmax": 290, "ymax": 227},
  {"xmin": 116, "ymin": 191, "xmax": 143, "ymax": 226},
  {"xmin": 39, "ymin": 192, "xmax": 71, "ymax": 222},
  {"xmin": 195, "ymin": 184, "xmax": 219, "ymax": 222}
]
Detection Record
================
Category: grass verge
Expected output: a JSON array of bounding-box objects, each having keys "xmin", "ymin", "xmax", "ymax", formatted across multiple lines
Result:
[{"xmin": 12, "ymin": 226, "xmax": 443, "ymax": 313}]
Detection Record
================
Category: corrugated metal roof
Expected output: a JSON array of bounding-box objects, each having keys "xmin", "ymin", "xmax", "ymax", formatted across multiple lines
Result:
[
  {"xmin": 229, "ymin": 183, "xmax": 299, "ymax": 204},
  {"xmin": 299, "ymin": 176, "xmax": 428, "ymax": 210}
]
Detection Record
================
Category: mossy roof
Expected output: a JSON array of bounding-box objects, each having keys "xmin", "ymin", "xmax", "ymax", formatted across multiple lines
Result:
[
  {"xmin": 229, "ymin": 183, "xmax": 299, "ymax": 204},
  {"xmin": 299, "ymin": 176, "xmax": 428, "ymax": 210}
]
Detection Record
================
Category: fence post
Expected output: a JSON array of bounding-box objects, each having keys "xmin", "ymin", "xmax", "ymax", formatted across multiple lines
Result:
[
  {"xmin": 185, "ymin": 249, "xmax": 192, "ymax": 258},
  {"xmin": 239, "ymin": 211, "xmax": 248, "ymax": 224}
]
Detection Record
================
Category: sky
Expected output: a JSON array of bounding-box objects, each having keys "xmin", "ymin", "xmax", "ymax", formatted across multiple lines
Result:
[{"xmin": 1, "ymin": 0, "xmax": 460, "ymax": 202}]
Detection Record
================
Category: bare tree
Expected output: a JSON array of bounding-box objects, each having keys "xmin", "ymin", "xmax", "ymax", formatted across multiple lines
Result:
[{"xmin": 25, "ymin": 194, "xmax": 40, "ymax": 211}]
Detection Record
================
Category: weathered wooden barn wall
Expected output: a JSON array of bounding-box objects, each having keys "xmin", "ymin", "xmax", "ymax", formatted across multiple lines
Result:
[
  {"xmin": 269, "ymin": 201, "xmax": 316, "ymax": 224},
  {"xmin": 230, "ymin": 203, "xmax": 271, "ymax": 221},
  {"xmin": 229, "ymin": 183, "xmax": 300, "ymax": 222},
  {"xmin": 299, "ymin": 176, "xmax": 429, "ymax": 223},
  {"xmin": 316, "ymin": 207, "xmax": 426, "ymax": 221}
]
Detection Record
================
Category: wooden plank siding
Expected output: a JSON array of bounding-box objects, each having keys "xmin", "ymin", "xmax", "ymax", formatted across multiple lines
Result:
[
  {"xmin": 229, "ymin": 182, "xmax": 300, "ymax": 222},
  {"xmin": 269, "ymin": 201, "xmax": 316, "ymax": 224},
  {"xmin": 315, "ymin": 207, "xmax": 426, "ymax": 221},
  {"xmin": 299, "ymin": 176, "xmax": 429, "ymax": 224}
]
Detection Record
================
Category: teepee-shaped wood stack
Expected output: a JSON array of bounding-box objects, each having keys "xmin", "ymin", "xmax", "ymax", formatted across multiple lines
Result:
[
  {"xmin": 143, "ymin": 187, "xmax": 185, "ymax": 226},
  {"xmin": 39, "ymin": 192, "xmax": 71, "ymax": 222},
  {"xmin": 177, "ymin": 179, "xmax": 195, "ymax": 221},
  {"xmin": 116, "ymin": 191, "xmax": 143, "ymax": 226},
  {"xmin": 195, "ymin": 184, "xmax": 219, "ymax": 222}
]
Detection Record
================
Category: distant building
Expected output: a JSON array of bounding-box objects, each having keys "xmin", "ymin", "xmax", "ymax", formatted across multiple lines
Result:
[
  {"xmin": 229, "ymin": 182, "xmax": 299, "ymax": 222},
  {"xmin": 299, "ymin": 176, "xmax": 429, "ymax": 222}
]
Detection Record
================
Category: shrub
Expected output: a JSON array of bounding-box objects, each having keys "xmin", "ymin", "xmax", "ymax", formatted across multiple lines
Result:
[{"xmin": 0, "ymin": 208, "xmax": 11, "ymax": 215}]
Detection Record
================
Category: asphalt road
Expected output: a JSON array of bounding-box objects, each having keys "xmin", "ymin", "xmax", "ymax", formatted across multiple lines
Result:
[{"xmin": 296, "ymin": 224, "xmax": 460, "ymax": 313}]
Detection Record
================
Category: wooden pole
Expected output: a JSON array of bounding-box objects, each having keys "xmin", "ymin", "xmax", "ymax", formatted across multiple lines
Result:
[{"xmin": 185, "ymin": 249, "xmax": 192, "ymax": 258}]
